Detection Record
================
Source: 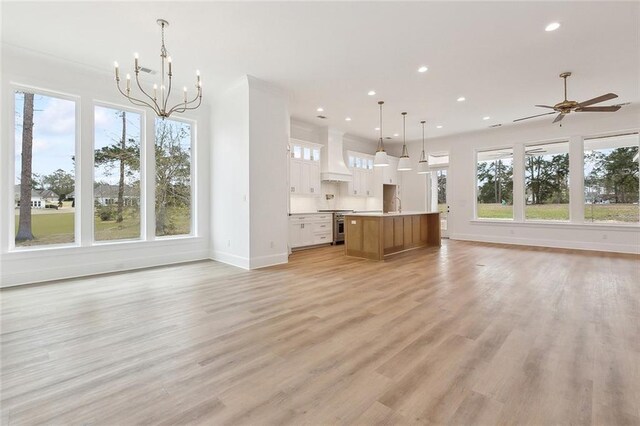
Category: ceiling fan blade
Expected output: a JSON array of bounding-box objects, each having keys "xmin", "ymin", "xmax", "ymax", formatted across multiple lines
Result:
[
  {"xmin": 577, "ymin": 106, "xmax": 622, "ymax": 112},
  {"xmin": 513, "ymin": 111, "xmax": 556, "ymax": 122},
  {"xmin": 579, "ymin": 93, "xmax": 618, "ymax": 107},
  {"xmin": 553, "ymin": 113, "xmax": 565, "ymax": 124},
  {"xmin": 534, "ymin": 105, "xmax": 556, "ymax": 109}
]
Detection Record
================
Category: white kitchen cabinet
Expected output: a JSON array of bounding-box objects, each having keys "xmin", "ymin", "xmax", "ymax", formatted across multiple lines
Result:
[
  {"xmin": 289, "ymin": 140, "xmax": 322, "ymax": 196},
  {"xmin": 308, "ymin": 162, "xmax": 321, "ymax": 195},
  {"xmin": 289, "ymin": 214, "xmax": 333, "ymax": 249},
  {"xmin": 290, "ymin": 160, "xmax": 302, "ymax": 194},
  {"xmin": 347, "ymin": 168, "xmax": 373, "ymax": 197},
  {"xmin": 383, "ymin": 156, "xmax": 400, "ymax": 185}
]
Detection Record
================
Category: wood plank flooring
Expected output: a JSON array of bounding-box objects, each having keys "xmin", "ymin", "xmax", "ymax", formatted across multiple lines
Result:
[{"xmin": 1, "ymin": 240, "xmax": 639, "ymax": 425}]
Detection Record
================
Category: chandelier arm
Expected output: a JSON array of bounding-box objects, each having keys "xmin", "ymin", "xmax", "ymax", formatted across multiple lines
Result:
[
  {"xmin": 163, "ymin": 71, "xmax": 173, "ymax": 113},
  {"xmin": 115, "ymin": 81, "xmax": 159, "ymax": 113},
  {"xmin": 167, "ymin": 93, "xmax": 202, "ymax": 115},
  {"xmin": 134, "ymin": 71, "xmax": 162, "ymax": 110}
]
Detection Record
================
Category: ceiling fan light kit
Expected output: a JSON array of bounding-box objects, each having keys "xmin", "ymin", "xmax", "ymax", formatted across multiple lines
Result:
[{"xmin": 513, "ymin": 72, "xmax": 622, "ymax": 124}]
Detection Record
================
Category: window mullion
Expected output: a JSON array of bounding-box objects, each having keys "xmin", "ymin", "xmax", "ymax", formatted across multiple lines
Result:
[{"xmin": 569, "ymin": 135, "xmax": 585, "ymax": 224}]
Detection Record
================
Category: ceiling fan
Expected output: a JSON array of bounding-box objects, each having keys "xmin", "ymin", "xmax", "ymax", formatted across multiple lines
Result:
[{"xmin": 514, "ymin": 72, "xmax": 622, "ymax": 124}]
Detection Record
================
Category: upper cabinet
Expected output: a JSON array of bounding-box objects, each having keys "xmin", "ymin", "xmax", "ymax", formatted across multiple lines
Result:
[
  {"xmin": 290, "ymin": 139, "xmax": 322, "ymax": 196},
  {"xmin": 382, "ymin": 156, "xmax": 400, "ymax": 185},
  {"xmin": 346, "ymin": 152, "xmax": 374, "ymax": 197}
]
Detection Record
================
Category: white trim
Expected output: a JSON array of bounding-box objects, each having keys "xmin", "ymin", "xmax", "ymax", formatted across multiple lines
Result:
[
  {"xmin": 9, "ymin": 83, "xmax": 81, "ymax": 251},
  {"xmin": 451, "ymin": 233, "xmax": 640, "ymax": 255},
  {"xmin": 470, "ymin": 218, "xmax": 640, "ymax": 230},
  {"xmin": 209, "ymin": 250, "xmax": 250, "ymax": 270},
  {"xmin": 91, "ymin": 101, "xmax": 146, "ymax": 244},
  {"xmin": 249, "ymin": 252, "xmax": 289, "ymax": 269},
  {"xmin": 1, "ymin": 237, "xmax": 209, "ymax": 287}
]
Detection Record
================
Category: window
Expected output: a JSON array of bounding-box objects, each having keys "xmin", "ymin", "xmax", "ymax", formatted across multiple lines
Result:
[
  {"xmin": 525, "ymin": 141, "xmax": 570, "ymax": 221},
  {"xmin": 312, "ymin": 148, "xmax": 320, "ymax": 161},
  {"xmin": 584, "ymin": 133, "xmax": 639, "ymax": 223},
  {"xmin": 303, "ymin": 147, "xmax": 311, "ymax": 161},
  {"xmin": 292, "ymin": 145, "xmax": 301, "ymax": 159},
  {"xmin": 155, "ymin": 118, "xmax": 192, "ymax": 237},
  {"xmin": 14, "ymin": 90, "xmax": 76, "ymax": 247},
  {"xmin": 476, "ymin": 149, "xmax": 514, "ymax": 219},
  {"xmin": 94, "ymin": 106, "xmax": 142, "ymax": 241}
]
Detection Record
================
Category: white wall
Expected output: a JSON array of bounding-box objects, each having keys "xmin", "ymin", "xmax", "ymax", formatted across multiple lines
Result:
[
  {"xmin": 210, "ymin": 78, "xmax": 250, "ymax": 267},
  {"xmin": 0, "ymin": 45, "xmax": 211, "ymax": 287},
  {"xmin": 248, "ymin": 77, "xmax": 290, "ymax": 268},
  {"xmin": 401, "ymin": 107, "xmax": 640, "ymax": 254},
  {"xmin": 210, "ymin": 76, "xmax": 289, "ymax": 269}
]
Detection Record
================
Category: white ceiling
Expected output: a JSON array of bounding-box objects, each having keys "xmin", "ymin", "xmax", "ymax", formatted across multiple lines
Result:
[{"xmin": 2, "ymin": 1, "xmax": 639, "ymax": 142}]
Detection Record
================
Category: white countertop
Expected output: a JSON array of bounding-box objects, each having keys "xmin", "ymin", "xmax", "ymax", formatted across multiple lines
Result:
[{"xmin": 344, "ymin": 211, "xmax": 438, "ymax": 217}]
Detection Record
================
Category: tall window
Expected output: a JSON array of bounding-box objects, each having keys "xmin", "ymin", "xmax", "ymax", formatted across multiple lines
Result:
[
  {"xmin": 14, "ymin": 91, "xmax": 76, "ymax": 247},
  {"xmin": 584, "ymin": 133, "xmax": 639, "ymax": 223},
  {"xmin": 525, "ymin": 141, "xmax": 570, "ymax": 221},
  {"xmin": 155, "ymin": 118, "xmax": 192, "ymax": 237},
  {"xmin": 94, "ymin": 106, "xmax": 142, "ymax": 241},
  {"xmin": 476, "ymin": 149, "xmax": 514, "ymax": 219}
]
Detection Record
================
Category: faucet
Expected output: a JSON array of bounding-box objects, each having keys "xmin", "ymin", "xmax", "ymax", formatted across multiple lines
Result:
[{"xmin": 394, "ymin": 196, "xmax": 402, "ymax": 213}]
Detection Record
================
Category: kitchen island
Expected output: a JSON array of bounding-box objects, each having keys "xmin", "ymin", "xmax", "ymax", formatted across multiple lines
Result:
[{"xmin": 344, "ymin": 212, "xmax": 440, "ymax": 260}]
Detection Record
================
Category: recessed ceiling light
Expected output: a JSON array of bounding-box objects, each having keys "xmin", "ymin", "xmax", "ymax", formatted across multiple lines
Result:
[
  {"xmin": 345, "ymin": 117, "xmax": 352, "ymax": 121},
  {"xmin": 368, "ymin": 90, "xmax": 376, "ymax": 96},
  {"xmin": 483, "ymin": 116, "xmax": 491, "ymax": 120},
  {"xmin": 393, "ymin": 133, "xmax": 399, "ymax": 137},
  {"xmin": 545, "ymin": 22, "xmax": 560, "ymax": 32},
  {"xmin": 418, "ymin": 66, "xmax": 428, "ymax": 73},
  {"xmin": 316, "ymin": 107, "xmax": 324, "ymax": 112},
  {"xmin": 457, "ymin": 96, "xmax": 466, "ymax": 102},
  {"xmin": 436, "ymin": 125, "xmax": 443, "ymax": 129},
  {"xmin": 375, "ymin": 127, "xmax": 380, "ymax": 131}
]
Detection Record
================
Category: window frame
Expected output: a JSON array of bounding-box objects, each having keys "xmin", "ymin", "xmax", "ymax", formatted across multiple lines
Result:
[
  {"xmin": 153, "ymin": 115, "xmax": 197, "ymax": 239},
  {"xmin": 91, "ymin": 101, "xmax": 147, "ymax": 245},
  {"xmin": 522, "ymin": 139, "xmax": 571, "ymax": 223},
  {"xmin": 9, "ymin": 83, "xmax": 82, "ymax": 252},
  {"xmin": 582, "ymin": 131, "xmax": 640, "ymax": 225},
  {"xmin": 474, "ymin": 146, "xmax": 515, "ymax": 221}
]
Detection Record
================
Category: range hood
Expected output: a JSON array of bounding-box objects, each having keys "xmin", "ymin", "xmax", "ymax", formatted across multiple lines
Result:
[{"xmin": 320, "ymin": 127, "xmax": 353, "ymax": 182}]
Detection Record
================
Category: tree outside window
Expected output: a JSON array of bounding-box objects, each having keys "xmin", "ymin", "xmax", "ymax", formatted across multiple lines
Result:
[
  {"xmin": 155, "ymin": 118, "xmax": 192, "ymax": 237},
  {"xmin": 584, "ymin": 133, "xmax": 639, "ymax": 223},
  {"xmin": 14, "ymin": 91, "xmax": 76, "ymax": 247},
  {"xmin": 477, "ymin": 149, "xmax": 514, "ymax": 219},
  {"xmin": 524, "ymin": 142, "xmax": 570, "ymax": 221}
]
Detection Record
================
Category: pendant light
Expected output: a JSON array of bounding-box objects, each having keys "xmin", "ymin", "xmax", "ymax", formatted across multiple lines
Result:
[
  {"xmin": 417, "ymin": 120, "xmax": 429, "ymax": 174},
  {"xmin": 373, "ymin": 101, "xmax": 389, "ymax": 167},
  {"xmin": 397, "ymin": 112, "xmax": 412, "ymax": 171}
]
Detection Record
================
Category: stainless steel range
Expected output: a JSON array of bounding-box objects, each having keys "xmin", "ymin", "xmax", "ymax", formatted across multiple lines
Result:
[{"xmin": 317, "ymin": 210, "xmax": 353, "ymax": 244}]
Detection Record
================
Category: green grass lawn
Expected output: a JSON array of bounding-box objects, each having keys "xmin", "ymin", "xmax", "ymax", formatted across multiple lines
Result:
[
  {"xmin": 477, "ymin": 203, "xmax": 639, "ymax": 222},
  {"xmin": 14, "ymin": 205, "xmax": 191, "ymax": 247},
  {"xmin": 15, "ymin": 211, "xmax": 75, "ymax": 247}
]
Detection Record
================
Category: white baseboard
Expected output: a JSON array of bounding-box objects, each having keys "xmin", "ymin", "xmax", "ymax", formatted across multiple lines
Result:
[
  {"xmin": 250, "ymin": 252, "xmax": 289, "ymax": 269},
  {"xmin": 209, "ymin": 250, "xmax": 250, "ymax": 269},
  {"xmin": 450, "ymin": 233, "xmax": 640, "ymax": 255},
  {"xmin": 208, "ymin": 250, "xmax": 289, "ymax": 269},
  {"xmin": 1, "ymin": 246, "xmax": 210, "ymax": 288}
]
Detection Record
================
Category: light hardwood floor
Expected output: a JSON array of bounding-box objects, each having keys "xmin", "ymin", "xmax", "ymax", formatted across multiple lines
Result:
[{"xmin": 1, "ymin": 240, "xmax": 639, "ymax": 425}]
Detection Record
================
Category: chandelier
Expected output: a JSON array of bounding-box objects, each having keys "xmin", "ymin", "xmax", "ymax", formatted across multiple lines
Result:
[{"xmin": 114, "ymin": 19, "xmax": 202, "ymax": 119}]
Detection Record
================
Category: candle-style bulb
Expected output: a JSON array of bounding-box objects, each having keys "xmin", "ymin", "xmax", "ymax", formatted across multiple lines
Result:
[
  {"xmin": 126, "ymin": 73, "xmax": 131, "ymax": 91},
  {"xmin": 114, "ymin": 61, "xmax": 119, "ymax": 80},
  {"xmin": 183, "ymin": 87, "xmax": 187, "ymax": 102},
  {"xmin": 134, "ymin": 52, "xmax": 139, "ymax": 70},
  {"xmin": 153, "ymin": 84, "xmax": 158, "ymax": 99}
]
